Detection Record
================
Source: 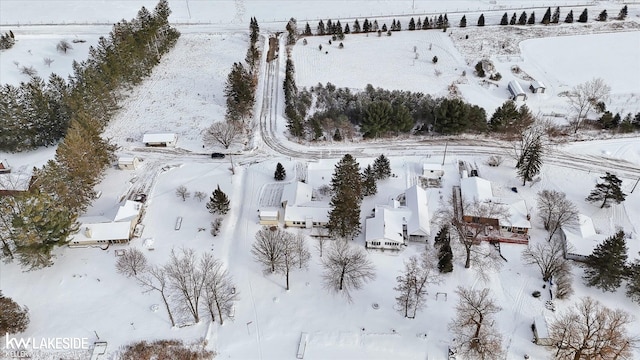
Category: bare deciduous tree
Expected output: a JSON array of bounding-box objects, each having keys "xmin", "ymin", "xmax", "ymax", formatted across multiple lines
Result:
[
  {"xmin": 116, "ymin": 248, "xmax": 148, "ymax": 278},
  {"xmin": 43, "ymin": 57, "xmax": 54, "ymax": 67},
  {"xmin": 537, "ymin": 190, "xmax": 579, "ymax": 241},
  {"xmin": 449, "ymin": 287, "xmax": 504, "ymax": 360},
  {"xmin": 202, "ymin": 256, "xmax": 238, "ymax": 325},
  {"xmin": 194, "ymin": 191, "xmax": 206, "ymax": 202},
  {"xmin": 56, "ymin": 40, "xmax": 72, "ymax": 53},
  {"xmin": 566, "ymin": 78, "xmax": 611, "ymax": 133},
  {"xmin": 521, "ymin": 238, "xmax": 569, "ymax": 282},
  {"xmin": 315, "ymin": 236, "xmax": 328, "ymax": 257},
  {"xmin": 176, "ymin": 185, "xmax": 190, "ymax": 201},
  {"xmin": 293, "ymin": 232, "xmax": 311, "ymax": 269},
  {"xmin": 555, "ymin": 268, "xmax": 574, "ymax": 300},
  {"xmin": 205, "ymin": 122, "xmax": 241, "ymax": 149},
  {"xmin": 395, "ymin": 250, "xmax": 441, "ymax": 318},
  {"xmin": 165, "ymin": 248, "xmax": 206, "ymax": 323},
  {"xmin": 511, "ymin": 121, "xmax": 550, "ymax": 169},
  {"xmin": 136, "ymin": 265, "xmax": 176, "ymax": 327},
  {"xmin": 321, "ymin": 240, "xmax": 376, "ymax": 302},
  {"xmin": 549, "ymin": 297, "xmax": 634, "ymax": 360},
  {"xmin": 251, "ymin": 226, "xmax": 287, "ymax": 274}
]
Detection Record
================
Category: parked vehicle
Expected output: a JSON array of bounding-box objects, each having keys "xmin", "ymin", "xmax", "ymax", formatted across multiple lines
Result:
[{"xmin": 211, "ymin": 152, "xmax": 225, "ymax": 159}]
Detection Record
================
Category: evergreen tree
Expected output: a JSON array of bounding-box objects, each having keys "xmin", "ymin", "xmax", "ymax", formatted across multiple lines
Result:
[
  {"xmin": 436, "ymin": 15, "xmax": 444, "ymax": 29},
  {"xmin": 333, "ymin": 128, "xmax": 343, "ymax": 141},
  {"xmin": 328, "ymin": 154, "xmax": 362, "ymax": 240},
  {"xmin": 363, "ymin": 18, "xmax": 370, "ymax": 32},
  {"xmin": 361, "ymin": 101, "xmax": 392, "ymax": 138},
  {"xmin": 584, "ymin": 230, "xmax": 628, "ymax": 292},
  {"xmin": 361, "ymin": 165, "xmax": 377, "ymax": 196},
  {"xmin": 475, "ymin": 61, "xmax": 486, "ymax": 77},
  {"xmin": 372, "ymin": 154, "xmax": 391, "ymax": 180},
  {"xmin": 0, "ymin": 292, "xmax": 30, "ymax": 335},
  {"xmin": 416, "ymin": 17, "xmax": 422, "ymax": 29},
  {"xmin": 627, "ymin": 258, "xmax": 640, "ymax": 304},
  {"xmin": 477, "ymin": 14, "xmax": 485, "ymax": 26},
  {"xmin": 434, "ymin": 98, "xmax": 471, "ymax": 134},
  {"xmin": 326, "ymin": 19, "xmax": 333, "ymax": 34},
  {"xmin": 435, "ymin": 226, "xmax": 453, "ymax": 273},
  {"xmin": 409, "ymin": 17, "xmax": 416, "ymax": 30},
  {"xmin": 317, "ymin": 20, "xmax": 325, "ymax": 35},
  {"xmin": 444, "ymin": 14, "xmax": 450, "ymax": 27},
  {"xmin": 224, "ymin": 62, "xmax": 255, "ymax": 123},
  {"xmin": 304, "ymin": 22, "xmax": 312, "ymax": 36},
  {"xmin": 422, "ymin": 18, "xmax": 430, "ymax": 30},
  {"xmin": 395, "ymin": 19, "xmax": 402, "ymax": 31},
  {"xmin": 517, "ymin": 138, "xmax": 543, "ymax": 185},
  {"xmin": 542, "ymin": 7, "xmax": 551, "ymax": 24},
  {"xmin": 392, "ymin": 104, "xmax": 414, "ymax": 133},
  {"xmin": 578, "ymin": 8, "xmax": 588, "ymax": 23},
  {"xmin": 565, "ymin": 10, "xmax": 574, "ymax": 23},
  {"xmin": 372, "ymin": 20, "xmax": 379, "ymax": 32},
  {"xmin": 391, "ymin": 19, "xmax": 397, "ymax": 31},
  {"xmin": 618, "ymin": 5, "xmax": 628, "ymax": 20},
  {"xmin": 353, "ymin": 19, "xmax": 361, "ymax": 33},
  {"xmin": 274, "ymin": 162, "xmax": 286, "ymax": 181},
  {"xmin": 552, "ymin": 7, "xmax": 561, "ymax": 23},
  {"xmin": 500, "ymin": 13, "xmax": 508, "ymax": 25},
  {"xmin": 586, "ymin": 172, "xmax": 626, "ymax": 208},
  {"xmin": 518, "ymin": 11, "xmax": 527, "ymax": 25},
  {"xmin": 510, "ymin": 12, "xmax": 517, "ymax": 25},
  {"xmin": 527, "ymin": 11, "xmax": 535, "ymax": 25},
  {"xmin": 597, "ymin": 10, "xmax": 607, "ymax": 21},
  {"xmin": 382, "ymin": 23, "xmax": 388, "ymax": 32},
  {"xmin": 207, "ymin": 185, "xmax": 230, "ymax": 215},
  {"xmin": 460, "ymin": 15, "xmax": 467, "ymax": 28},
  {"xmin": 344, "ymin": 23, "xmax": 350, "ymax": 34}
]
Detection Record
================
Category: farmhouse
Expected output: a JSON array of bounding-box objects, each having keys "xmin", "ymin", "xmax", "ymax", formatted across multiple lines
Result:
[
  {"xmin": 69, "ymin": 200, "xmax": 143, "ymax": 247},
  {"xmin": 560, "ymin": 214, "xmax": 607, "ymax": 262},
  {"xmin": 529, "ymin": 80, "xmax": 546, "ymax": 94},
  {"xmin": 142, "ymin": 133, "xmax": 177, "ymax": 147},
  {"xmin": 118, "ymin": 156, "xmax": 140, "ymax": 170},
  {"xmin": 507, "ymin": 80, "xmax": 527, "ymax": 101},
  {"xmin": 281, "ymin": 181, "xmax": 330, "ymax": 228},
  {"xmin": 532, "ymin": 315, "xmax": 553, "ymax": 346}
]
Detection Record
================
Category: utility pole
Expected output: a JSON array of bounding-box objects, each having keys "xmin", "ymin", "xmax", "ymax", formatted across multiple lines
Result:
[
  {"xmin": 631, "ymin": 177, "xmax": 640, "ymax": 193},
  {"xmin": 442, "ymin": 142, "xmax": 448, "ymax": 165}
]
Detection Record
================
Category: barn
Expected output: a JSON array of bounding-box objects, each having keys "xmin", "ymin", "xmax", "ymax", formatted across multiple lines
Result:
[
  {"xmin": 143, "ymin": 133, "xmax": 177, "ymax": 147},
  {"xmin": 508, "ymin": 80, "xmax": 527, "ymax": 101},
  {"xmin": 529, "ymin": 80, "xmax": 546, "ymax": 94}
]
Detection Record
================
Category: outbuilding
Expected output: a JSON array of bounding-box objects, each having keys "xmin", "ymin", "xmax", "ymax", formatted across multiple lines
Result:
[
  {"xmin": 529, "ymin": 80, "xmax": 546, "ymax": 94},
  {"xmin": 259, "ymin": 209, "xmax": 279, "ymax": 226},
  {"xmin": 533, "ymin": 315, "xmax": 554, "ymax": 346},
  {"xmin": 508, "ymin": 80, "xmax": 527, "ymax": 101},
  {"xmin": 118, "ymin": 157, "xmax": 140, "ymax": 170},
  {"xmin": 143, "ymin": 133, "xmax": 177, "ymax": 147}
]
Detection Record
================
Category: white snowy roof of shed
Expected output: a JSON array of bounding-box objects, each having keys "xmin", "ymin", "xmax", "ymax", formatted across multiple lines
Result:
[
  {"xmin": 534, "ymin": 316, "xmax": 550, "ymax": 339},
  {"xmin": 142, "ymin": 133, "xmax": 176, "ymax": 143}
]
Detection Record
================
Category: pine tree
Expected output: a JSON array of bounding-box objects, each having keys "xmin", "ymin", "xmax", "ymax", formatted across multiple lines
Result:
[
  {"xmin": 627, "ymin": 258, "xmax": 640, "ymax": 304},
  {"xmin": 391, "ymin": 19, "xmax": 397, "ymax": 31},
  {"xmin": 443, "ymin": 13, "xmax": 450, "ymax": 28},
  {"xmin": 207, "ymin": 185, "xmax": 230, "ymax": 215},
  {"xmin": 618, "ymin": 5, "xmax": 628, "ymax": 20},
  {"xmin": 477, "ymin": 14, "xmax": 485, "ymax": 27},
  {"xmin": 372, "ymin": 20, "xmax": 379, "ymax": 32},
  {"xmin": 460, "ymin": 15, "xmax": 467, "ymax": 28},
  {"xmin": 328, "ymin": 154, "xmax": 362, "ymax": 240},
  {"xmin": 363, "ymin": 18, "xmax": 370, "ymax": 32},
  {"xmin": 274, "ymin": 162, "xmax": 286, "ymax": 181},
  {"xmin": 333, "ymin": 128, "xmax": 343, "ymax": 141},
  {"xmin": 304, "ymin": 22, "xmax": 312, "ymax": 36},
  {"xmin": 434, "ymin": 226, "xmax": 453, "ymax": 273},
  {"xmin": 372, "ymin": 154, "xmax": 391, "ymax": 180},
  {"xmin": 510, "ymin": 12, "xmax": 517, "ymax": 25},
  {"xmin": 353, "ymin": 19, "xmax": 361, "ymax": 33},
  {"xmin": 584, "ymin": 230, "xmax": 628, "ymax": 292},
  {"xmin": 586, "ymin": 172, "xmax": 626, "ymax": 208},
  {"xmin": 344, "ymin": 23, "xmax": 350, "ymax": 34},
  {"xmin": 317, "ymin": 20, "xmax": 325, "ymax": 35},
  {"xmin": 528, "ymin": 12, "xmax": 536, "ymax": 24},
  {"xmin": 436, "ymin": 15, "xmax": 443, "ymax": 29},
  {"xmin": 361, "ymin": 101, "xmax": 392, "ymax": 138},
  {"xmin": 361, "ymin": 165, "xmax": 377, "ymax": 196},
  {"xmin": 409, "ymin": 17, "xmax": 416, "ymax": 30},
  {"xmin": 517, "ymin": 138, "xmax": 543, "ymax": 185},
  {"xmin": 518, "ymin": 11, "xmax": 527, "ymax": 25},
  {"xmin": 597, "ymin": 10, "xmax": 607, "ymax": 22},
  {"xmin": 578, "ymin": 8, "xmax": 588, "ymax": 23},
  {"xmin": 500, "ymin": 13, "xmax": 508, "ymax": 25},
  {"xmin": 326, "ymin": 19, "xmax": 333, "ymax": 34},
  {"xmin": 382, "ymin": 23, "xmax": 388, "ymax": 32},
  {"xmin": 416, "ymin": 17, "xmax": 422, "ymax": 29},
  {"xmin": 552, "ymin": 7, "xmax": 561, "ymax": 23},
  {"xmin": 392, "ymin": 104, "xmax": 414, "ymax": 133},
  {"xmin": 542, "ymin": 7, "xmax": 551, "ymax": 24},
  {"xmin": 565, "ymin": 10, "xmax": 574, "ymax": 23}
]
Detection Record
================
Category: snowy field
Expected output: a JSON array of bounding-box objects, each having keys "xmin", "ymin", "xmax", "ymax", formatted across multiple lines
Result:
[{"xmin": 1, "ymin": 1, "xmax": 640, "ymax": 360}]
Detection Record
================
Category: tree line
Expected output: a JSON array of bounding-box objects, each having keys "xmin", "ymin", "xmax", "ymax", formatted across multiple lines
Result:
[{"xmin": 0, "ymin": 0, "xmax": 180, "ymax": 270}]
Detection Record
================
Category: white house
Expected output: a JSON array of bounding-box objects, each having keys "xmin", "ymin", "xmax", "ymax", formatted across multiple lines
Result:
[
  {"xmin": 118, "ymin": 157, "xmax": 140, "ymax": 170},
  {"xmin": 532, "ymin": 315, "xmax": 553, "ymax": 346},
  {"xmin": 281, "ymin": 181, "xmax": 330, "ymax": 228},
  {"xmin": 508, "ymin": 80, "xmax": 527, "ymax": 101},
  {"xmin": 365, "ymin": 208, "xmax": 405, "ymax": 250},
  {"xmin": 69, "ymin": 200, "xmax": 143, "ymax": 247},
  {"xmin": 142, "ymin": 133, "xmax": 177, "ymax": 147},
  {"xmin": 560, "ymin": 214, "xmax": 607, "ymax": 261},
  {"xmin": 529, "ymin": 80, "xmax": 546, "ymax": 94},
  {"xmin": 281, "ymin": 181, "xmax": 313, "ymax": 207}
]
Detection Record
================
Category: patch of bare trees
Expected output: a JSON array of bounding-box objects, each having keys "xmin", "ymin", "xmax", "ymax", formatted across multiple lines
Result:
[
  {"xmin": 566, "ymin": 78, "xmax": 611, "ymax": 133},
  {"xmin": 115, "ymin": 247, "xmax": 237, "ymax": 327},
  {"xmin": 521, "ymin": 238, "xmax": 569, "ymax": 282},
  {"xmin": 175, "ymin": 185, "xmax": 190, "ymax": 201},
  {"xmin": 56, "ymin": 40, "xmax": 72, "ymax": 53},
  {"xmin": 321, "ymin": 240, "xmax": 375, "ymax": 302},
  {"xmin": 251, "ymin": 227, "xmax": 310, "ymax": 290},
  {"xmin": 394, "ymin": 249, "xmax": 441, "ymax": 319},
  {"xmin": 537, "ymin": 190, "xmax": 578, "ymax": 241},
  {"xmin": 549, "ymin": 297, "xmax": 634, "ymax": 360},
  {"xmin": 205, "ymin": 121, "xmax": 242, "ymax": 149},
  {"xmin": 449, "ymin": 287, "xmax": 504, "ymax": 359}
]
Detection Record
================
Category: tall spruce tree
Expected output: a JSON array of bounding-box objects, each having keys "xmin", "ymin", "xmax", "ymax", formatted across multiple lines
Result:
[
  {"xmin": 500, "ymin": 13, "xmax": 508, "ymax": 25},
  {"xmin": 542, "ymin": 7, "xmax": 551, "ymax": 24},
  {"xmin": 435, "ymin": 226, "xmax": 453, "ymax": 273},
  {"xmin": 627, "ymin": 258, "xmax": 640, "ymax": 304},
  {"xmin": 518, "ymin": 11, "xmax": 528, "ymax": 25},
  {"xmin": 552, "ymin": 7, "xmax": 561, "ymax": 23},
  {"xmin": 304, "ymin": 22, "xmax": 312, "ymax": 36},
  {"xmin": 274, "ymin": 162, "xmax": 286, "ymax": 181},
  {"xmin": 317, "ymin": 20, "xmax": 325, "ymax": 35},
  {"xmin": 584, "ymin": 230, "xmax": 628, "ymax": 292},
  {"xmin": 578, "ymin": 8, "xmax": 588, "ymax": 23},
  {"xmin": 618, "ymin": 5, "xmax": 628, "ymax": 20},
  {"xmin": 586, "ymin": 172, "xmax": 626, "ymax": 208},
  {"xmin": 510, "ymin": 12, "xmax": 517, "ymax": 25},
  {"xmin": 460, "ymin": 15, "xmax": 467, "ymax": 28},
  {"xmin": 327, "ymin": 154, "xmax": 362, "ymax": 240},
  {"xmin": 516, "ymin": 138, "xmax": 543, "ymax": 185},
  {"xmin": 597, "ymin": 10, "xmax": 607, "ymax": 21},
  {"xmin": 361, "ymin": 165, "xmax": 377, "ymax": 196},
  {"xmin": 565, "ymin": 10, "xmax": 574, "ymax": 23},
  {"xmin": 362, "ymin": 101, "xmax": 392, "ymax": 138},
  {"xmin": 527, "ymin": 12, "xmax": 536, "ymax": 25},
  {"xmin": 372, "ymin": 154, "xmax": 391, "ymax": 180},
  {"xmin": 409, "ymin": 17, "xmax": 416, "ymax": 30},
  {"xmin": 224, "ymin": 62, "xmax": 254, "ymax": 123},
  {"xmin": 207, "ymin": 185, "xmax": 230, "ymax": 215},
  {"xmin": 353, "ymin": 19, "xmax": 361, "ymax": 33},
  {"xmin": 477, "ymin": 14, "xmax": 485, "ymax": 26}
]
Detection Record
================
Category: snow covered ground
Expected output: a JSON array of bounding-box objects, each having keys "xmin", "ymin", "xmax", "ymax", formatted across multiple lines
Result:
[{"xmin": 1, "ymin": 1, "xmax": 640, "ymax": 360}]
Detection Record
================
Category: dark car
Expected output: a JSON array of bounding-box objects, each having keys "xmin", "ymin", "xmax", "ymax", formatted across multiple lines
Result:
[{"xmin": 211, "ymin": 152, "xmax": 225, "ymax": 159}]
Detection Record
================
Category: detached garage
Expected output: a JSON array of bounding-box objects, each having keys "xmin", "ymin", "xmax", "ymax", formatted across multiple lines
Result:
[{"xmin": 143, "ymin": 133, "xmax": 177, "ymax": 147}]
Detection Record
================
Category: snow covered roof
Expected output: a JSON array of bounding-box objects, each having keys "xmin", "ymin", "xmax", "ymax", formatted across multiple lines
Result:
[
  {"xmin": 562, "ymin": 214, "xmax": 607, "ymax": 257},
  {"xmin": 281, "ymin": 181, "xmax": 313, "ymax": 206},
  {"xmin": 404, "ymin": 185, "xmax": 431, "ymax": 236},
  {"xmin": 460, "ymin": 176, "xmax": 493, "ymax": 202},
  {"xmin": 142, "ymin": 133, "xmax": 176, "ymax": 143},
  {"xmin": 534, "ymin": 315, "xmax": 550, "ymax": 339},
  {"xmin": 118, "ymin": 157, "xmax": 138, "ymax": 164},
  {"xmin": 283, "ymin": 203, "xmax": 329, "ymax": 223},
  {"xmin": 114, "ymin": 200, "xmax": 142, "ymax": 222},
  {"xmin": 530, "ymin": 80, "xmax": 546, "ymax": 89},
  {"xmin": 365, "ymin": 208, "xmax": 405, "ymax": 244},
  {"xmin": 422, "ymin": 163, "xmax": 444, "ymax": 178},
  {"xmin": 259, "ymin": 209, "xmax": 279, "ymax": 218},
  {"xmin": 70, "ymin": 221, "xmax": 131, "ymax": 243},
  {"xmin": 0, "ymin": 159, "xmax": 10, "ymax": 172},
  {"xmin": 508, "ymin": 80, "xmax": 526, "ymax": 95},
  {"xmin": 494, "ymin": 197, "xmax": 531, "ymax": 229}
]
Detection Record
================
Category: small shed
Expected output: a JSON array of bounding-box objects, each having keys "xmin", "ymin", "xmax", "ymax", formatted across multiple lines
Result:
[
  {"xmin": 0, "ymin": 159, "xmax": 10, "ymax": 174},
  {"xmin": 508, "ymin": 80, "xmax": 527, "ymax": 101},
  {"xmin": 529, "ymin": 80, "xmax": 546, "ymax": 94},
  {"xmin": 143, "ymin": 133, "xmax": 177, "ymax": 147},
  {"xmin": 118, "ymin": 157, "xmax": 140, "ymax": 170},
  {"xmin": 533, "ymin": 315, "xmax": 553, "ymax": 346},
  {"xmin": 259, "ymin": 209, "xmax": 279, "ymax": 226}
]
